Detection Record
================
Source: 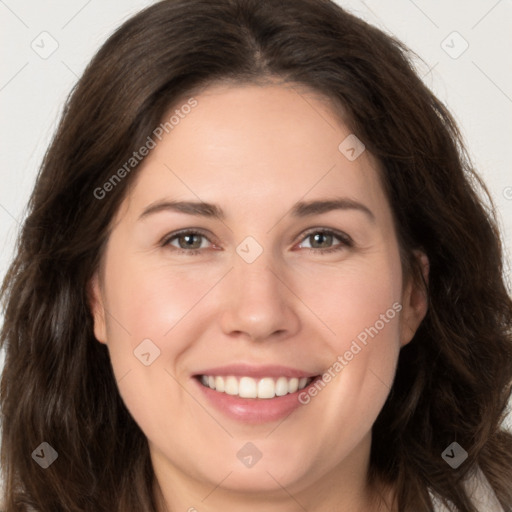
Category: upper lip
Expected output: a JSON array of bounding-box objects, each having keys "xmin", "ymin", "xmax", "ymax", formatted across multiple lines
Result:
[{"xmin": 194, "ymin": 364, "xmax": 319, "ymax": 379}]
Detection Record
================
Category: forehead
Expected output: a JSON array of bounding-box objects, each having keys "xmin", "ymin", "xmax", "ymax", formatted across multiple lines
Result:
[{"xmin": 117, "ymin": 83, "xmax": 387, "ymax": 222}]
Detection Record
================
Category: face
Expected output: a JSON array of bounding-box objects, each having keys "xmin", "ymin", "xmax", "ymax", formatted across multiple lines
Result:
[{"xmin": 89, "ymin": 82, "xmax": 428, "ymax": 506}]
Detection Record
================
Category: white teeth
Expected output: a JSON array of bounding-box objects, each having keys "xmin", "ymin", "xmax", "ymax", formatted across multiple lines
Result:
[
  {"xmin": 257, "ymin": 377, "xmax": 275, "ymax": 399},
  {"xmin": 275, "ymin": 376, "xmax": 289, "ymax": 396},
  {"xmin": 239, "ymin": 377, "xmax": 257, "ymax": 398},
  {"xmin": 214, "ymin": 375, "xmax": 225, "ymax": 392},
  {"xmin": 224, "ymin": 376, "xmax": 238, "ymax": 395},
  {"xmin": 199, "ymin": 374, "xmax": 313, "ymax": 399},
  {"xmin": 288, "ymin": 377, "xmax": 299, "ymax": 393}
]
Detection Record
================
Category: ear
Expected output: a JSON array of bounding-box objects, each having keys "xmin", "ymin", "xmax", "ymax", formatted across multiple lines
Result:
[
  {"xmin": 87, "ymin": 272, "xmax": 108, "ymax": 344},
  {"xmin": 400, "ymin": 250, "xmax": 429, "ymax": 347}
]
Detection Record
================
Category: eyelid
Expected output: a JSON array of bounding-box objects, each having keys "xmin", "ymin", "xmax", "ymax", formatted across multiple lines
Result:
[{"xmin": 161, "ymin": 227, "xmax": 212, "ymax": 240}]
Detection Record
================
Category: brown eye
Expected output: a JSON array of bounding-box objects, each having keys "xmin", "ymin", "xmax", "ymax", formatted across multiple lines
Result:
[
  {"xmin": 297, "ymin": 229, "xmax": 353, "ymax": 254},
  {"xmin": 308, "ymin": 232, "xmax": 334, "ymax": 249},
  {"xmin": 162, "ymin": 230, "xmax": 213, "ymax": 254},
  {"xmin": 175, "ymin": 233, "xmax": 204, "ymax": 250}
]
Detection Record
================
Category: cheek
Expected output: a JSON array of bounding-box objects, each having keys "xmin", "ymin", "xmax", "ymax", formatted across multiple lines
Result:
[
  {"xmin": 103, "ymin": 255, "xmax": 224, "ymax": 346},
  {"xmin": 290, "ymin": 247, "xmax": 403, "ymax": 419},
  {"xmin": 98, "ymin": 254, "xmax": 232, "ymax": 435},
  {"xmin": 292, "ymin": 246, "xmax": 403, "ymax": 347},
  {"xmin": 98, "ymin": 258, "xmax": 213, "ymax": 443}
]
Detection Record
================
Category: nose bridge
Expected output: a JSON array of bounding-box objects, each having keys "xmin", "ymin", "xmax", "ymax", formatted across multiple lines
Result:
[
  {"xmin": 218, "ymin": 240, "xmax": 300, "ymax": 340},
  {"xmin": 232, "ymin": 243, "xmax": 283, "ymax": 304}
]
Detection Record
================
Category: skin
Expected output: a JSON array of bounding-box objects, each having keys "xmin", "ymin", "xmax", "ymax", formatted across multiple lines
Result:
[{"xmin": 89, "ymin": 82, "xmax": 428, "ymax": 512}]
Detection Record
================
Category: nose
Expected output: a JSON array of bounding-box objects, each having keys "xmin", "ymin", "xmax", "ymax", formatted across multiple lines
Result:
[{"xmin": 218, "ymin": 252, "xmax": 301, "ymax": 342}]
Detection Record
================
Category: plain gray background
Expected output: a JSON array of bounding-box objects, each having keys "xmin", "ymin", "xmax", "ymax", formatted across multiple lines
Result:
[{"xmin": 0, "ymin": 0, "xmax": 511, "ymax": 437}]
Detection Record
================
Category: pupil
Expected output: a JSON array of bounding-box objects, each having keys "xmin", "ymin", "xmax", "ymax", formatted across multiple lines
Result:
[
  {"xmin": 312, "ymin": 232, "xmax": 331, "ymax": 248},
  {"xmin": 181, "ymin": 234, "xmax": 200, "ymax": 249}
]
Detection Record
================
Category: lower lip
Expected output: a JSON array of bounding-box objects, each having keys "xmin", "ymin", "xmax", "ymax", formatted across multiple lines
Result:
[{"xmin": 194, "ymin": 377, "xmax": 319, "ymax": 424}]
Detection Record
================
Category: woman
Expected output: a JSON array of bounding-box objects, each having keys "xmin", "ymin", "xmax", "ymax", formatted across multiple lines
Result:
[{"xmin": 1, "ymin": 1, "xmax": 511, "ymax": 511}]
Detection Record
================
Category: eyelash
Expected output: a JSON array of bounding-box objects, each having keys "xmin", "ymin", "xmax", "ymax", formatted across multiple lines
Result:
[{"xmin": 160, "ymin": 228, "xmax": 353, "ymax": 256}]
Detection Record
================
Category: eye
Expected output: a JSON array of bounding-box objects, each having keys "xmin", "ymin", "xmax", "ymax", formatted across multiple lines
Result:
[
  {"xmin": 160, "ymin": 227, "xmax": 352, "ymax": 256},
  {"xmin": 296, "ymin": 228, "xmax": 353, "ymax": 254},
  {"xmin": 161, "ymin": 229, "xmax": 215, "ymax": 255}
]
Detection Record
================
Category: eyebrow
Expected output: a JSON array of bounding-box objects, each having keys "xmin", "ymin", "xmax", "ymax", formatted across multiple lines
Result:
[{"xmin": 138, "ymin": 197, "xmax": 375, "ymax": 223}]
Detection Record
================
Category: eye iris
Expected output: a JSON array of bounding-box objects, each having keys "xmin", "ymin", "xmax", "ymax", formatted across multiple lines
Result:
[
  {"xmin": 179, "ymin": 234, "xmax": 202, "ymax": 249},
  {"xmin": 310, "ymin": 232, "xmax": 332, "ymax": 248}
]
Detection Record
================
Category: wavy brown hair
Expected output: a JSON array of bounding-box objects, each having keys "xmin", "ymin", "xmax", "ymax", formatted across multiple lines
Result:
[{"xmin": 1, "ymin": 0, "xmax": 512, "ymax": 511}]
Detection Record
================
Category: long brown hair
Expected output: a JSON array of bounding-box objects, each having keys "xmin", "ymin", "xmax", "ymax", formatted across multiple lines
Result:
[{"xmin": 1, "ymin": 1, "xmax": 511, "ymax": 511}]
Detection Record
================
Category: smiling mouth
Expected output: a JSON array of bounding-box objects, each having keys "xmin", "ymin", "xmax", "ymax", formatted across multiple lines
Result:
[{"xmin": 197, "ymin": 375, "xmax": 315, "ymax": 399}]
